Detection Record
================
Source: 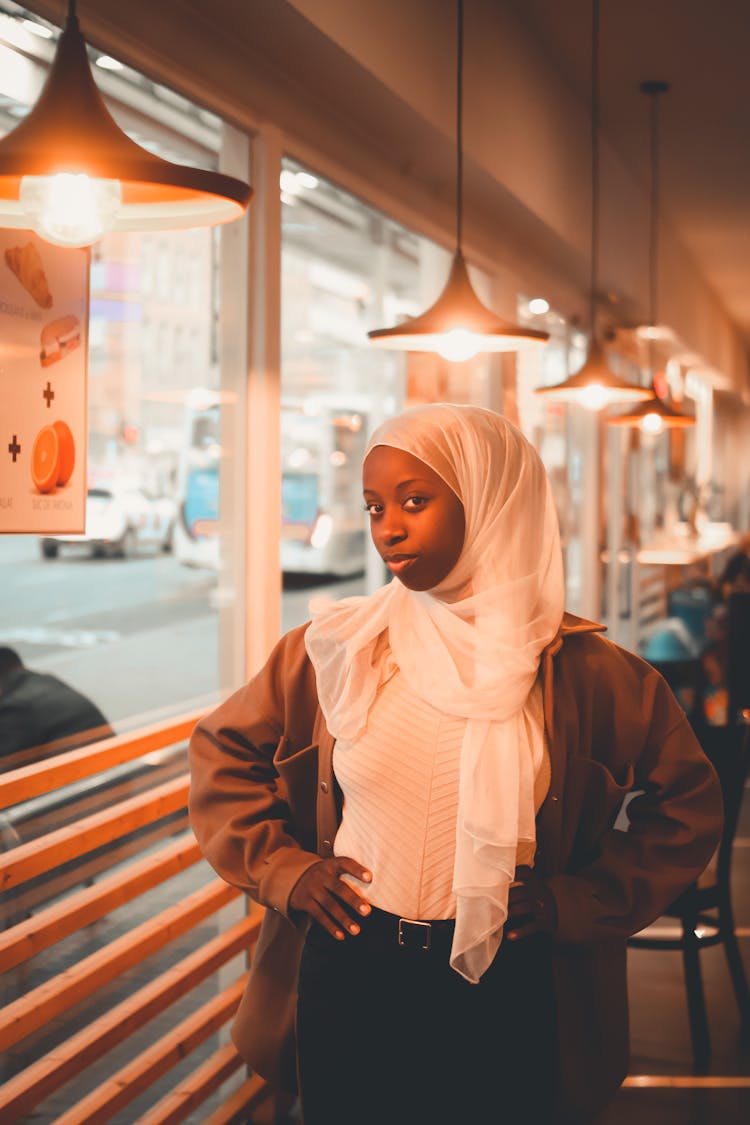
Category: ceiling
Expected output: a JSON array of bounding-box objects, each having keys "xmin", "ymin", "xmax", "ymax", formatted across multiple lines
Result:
[
  {"xmin": 11, "ymin": 0, "xmax": 750, "ymax": 371},
  {"xmin": 508, "ymin": 0, "xmax": 750, "ymax": 349}
]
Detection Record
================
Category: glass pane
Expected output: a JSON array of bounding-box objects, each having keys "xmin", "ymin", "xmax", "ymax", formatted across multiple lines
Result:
[
  {"xmin": 0, "ymin": 15, "xmax": 236, "ymax": 757},
  {"xmin": 0, "ymin": 11, "xmax": 247, "ymax": 1118},
  {"xmin": 516, "ymin": 299, "xmax": 587, "ymax": 613},
  {"xmin": 279, "ymin": 157, "xmax": 497, "ymax": 630}
]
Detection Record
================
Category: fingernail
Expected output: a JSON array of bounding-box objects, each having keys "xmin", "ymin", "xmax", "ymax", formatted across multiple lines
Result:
[
  {"xmin": 362, "ymin": 871, "xmax": 373, "ymax": 882},
  {"xmin": 349, "ymin": 923, "xmax": 360, "ymax": 934},
  {"xmin": 335, "ymin": 931, "xmax": 345, "ymax": 940},
  {"xmin": 359, "ymin": 904, "xmax": 370, "ymax": 915}
]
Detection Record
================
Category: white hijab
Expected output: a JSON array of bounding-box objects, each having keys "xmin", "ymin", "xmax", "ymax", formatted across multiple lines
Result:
[{"xmin": 305, "ymin": 403, "xmax": 565, "ymax": 982}]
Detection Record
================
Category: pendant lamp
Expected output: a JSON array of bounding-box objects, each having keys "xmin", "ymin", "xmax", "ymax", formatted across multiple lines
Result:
[
  {"xmin": 609, "ymin": 82, "xmax": 694, "ymax": 432},
  {"xmin": 0, "ymin": 1, "xmax": 251, "ymax": 247},
  {"xmin": 367, "ymin": 0, "xmax": 547, "ymax": 362},
  {"xmin": 535, "ymin": 0, "xmax": 650, "ymax": 410},
  {"xmin": 608, "ymin": 393, "xmax": 694, "ymax": 434}
]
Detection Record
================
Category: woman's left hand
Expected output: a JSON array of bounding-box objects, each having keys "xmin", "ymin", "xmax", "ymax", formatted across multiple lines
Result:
[{"xmin": 505, "ymin": 865, "xmax": 558, "ymax": 940}]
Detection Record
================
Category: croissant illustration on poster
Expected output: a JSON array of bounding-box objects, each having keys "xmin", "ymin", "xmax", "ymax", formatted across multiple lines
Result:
[{"xmin": 4, "ymin": 240, "xmax": 54, "ymax": 309}]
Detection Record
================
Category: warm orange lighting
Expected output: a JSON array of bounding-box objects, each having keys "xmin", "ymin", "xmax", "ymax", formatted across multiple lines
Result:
[
  {"xmin": 534, "ymin": 2, "xmax": 650, "ymax": 409},
  {"xmin": 641, "ymin": 412, "xmax": 664, "ymax": 434},
  {"xmin": 635, "ymin": 323, "xmax": 675, "ymax": 343},
  {"xmin": 368, "ymin": 250, "xmax": 548, "ymax": 357},
  {"xmin": 608, "ymin": 393, "xmax": 695, "ymax": 431},
  {"xmin": 535, "ymin": 340, "xmax": 652, "ymax": 410},
  {"xmin": 0, "ymin": 3, "xmax": 251, "ymax": 246},
  {"xmin": 367, "ymin": 0, "xmax": 548, "ymax": 359},
  {"xmin": 20, "ymin": 173, "xmax": 122, "ymax": 246}
]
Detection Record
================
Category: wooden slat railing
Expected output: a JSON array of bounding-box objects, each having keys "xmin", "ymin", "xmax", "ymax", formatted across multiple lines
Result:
[
  {"xmin": 0, "ymin": 915, "xmax": 261, "ymax": 1121},
  {"xmin": 0, "ymin": 836, "xmax": 202, "ymax": 971},
  {"xmin": 52, "ymin": 976, "xmax": 250, "ymax": 1125},
  {"xmin": 0, "ymin": 879, "xmax": 240, "ymax": 1052},
  {"xmin": 4, "ymin": 813, "xmax": 190, "ymax": 920},
  {"xmin": 0, "ymin": 708, "xmax": 274, "ymax": 1124},
  {"xmin": 0, "ymin": 775, "xmax": 189, "ymax": 891},
  {"xmin": 0, "ymin": 709, "xmax": 204, "ymax": 808},
  {"xmin": 143, "ymin": 1050, "xmax": 270, "ymax": 1125}
]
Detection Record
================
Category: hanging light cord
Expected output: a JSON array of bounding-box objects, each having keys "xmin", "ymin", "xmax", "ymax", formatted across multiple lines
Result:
[
  {"xmin": 649, "ymin": 91, "xmax": 659, "ymax": 326},
  {"xmin": 589, "ymin": 0, "xmax": 600, "ymax": 340},
  {"xmin": 643, "ymin": 82, "xmax": 669, "ymax": 325},
  {"xmin": 456, "ymin": 0, "xmax": 464, "ymax": 253},
  {"xmin": 641, "ymin": 80, "xmax": 668, "ymax": 377}
]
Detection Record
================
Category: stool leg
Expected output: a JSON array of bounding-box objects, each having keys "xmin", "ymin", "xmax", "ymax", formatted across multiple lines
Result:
[
  {"xmin": 719, "ymin": 900, "xmax": 750, "ymax": 1032},
  {"xmin": 681, "ymin": 917, "xmax": 710, "ymax": 1073}
]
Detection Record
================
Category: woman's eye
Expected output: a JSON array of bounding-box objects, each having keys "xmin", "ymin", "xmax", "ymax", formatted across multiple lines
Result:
[
  {"xmin": 403, "ymin": 495, "xmax": 427, "ymax": 510},
  {"xmin": 364, "ymin": 502, "xmax": 382, "ymax": 515}
]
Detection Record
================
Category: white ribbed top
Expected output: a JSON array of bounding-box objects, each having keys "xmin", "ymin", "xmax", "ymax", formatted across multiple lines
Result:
[{"xmin": 333, "ymin": 665, "xmax": 549, "ymax": 920}]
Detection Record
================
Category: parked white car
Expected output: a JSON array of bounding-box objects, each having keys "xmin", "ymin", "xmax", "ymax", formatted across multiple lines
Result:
[{"xmin": 39, "ymin": 486, "xmax": 176, "ymax": 559}]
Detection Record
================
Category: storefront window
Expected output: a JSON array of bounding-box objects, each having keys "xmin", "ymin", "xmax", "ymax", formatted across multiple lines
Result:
[
  {"xmin": 0, "ymin": 7, "xmax": 239, "ymax": 737},
  {"xmin": 516, "ymin": 298, "xmax": 586, "ymax": 612},
  {"xmin": 279, "ymin": 157, "xmax": 496, "ymax": 627}
]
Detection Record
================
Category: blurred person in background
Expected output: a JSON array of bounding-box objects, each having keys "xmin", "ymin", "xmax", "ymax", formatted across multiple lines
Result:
[
  {"xmin": 0, "ymin": 647, "xmax": 113, "ymax": 768},
  {"xmin": 719, "ymin": 540, "xmax": 750, "ymax": 602}
]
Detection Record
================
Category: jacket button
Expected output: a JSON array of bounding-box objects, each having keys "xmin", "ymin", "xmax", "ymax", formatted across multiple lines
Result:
[{"xmin": 320, "ymin": 781, "xmax": 329, "ymax": 793}]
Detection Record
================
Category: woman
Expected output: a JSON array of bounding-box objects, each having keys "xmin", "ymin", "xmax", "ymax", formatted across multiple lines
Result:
[{"xmin": 189, "ymin": 403, "xmax": 722, "ymax": 1124}]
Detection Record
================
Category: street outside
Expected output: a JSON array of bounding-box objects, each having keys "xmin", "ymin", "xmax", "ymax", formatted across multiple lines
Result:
[{"xmin": 0, "ymin": 535, "xmax": 363, "ymax": 733}]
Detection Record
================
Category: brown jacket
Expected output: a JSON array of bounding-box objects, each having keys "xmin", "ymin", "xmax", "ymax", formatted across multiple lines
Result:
[{"xmin": 188, "ymin": 613, "xmax": 723, "ymax": 1122}]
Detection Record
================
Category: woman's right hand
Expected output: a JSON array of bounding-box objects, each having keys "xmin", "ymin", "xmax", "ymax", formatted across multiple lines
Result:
[{"xmin": 289, "ymin": 857, "xmax": 372, "ymax": 940}]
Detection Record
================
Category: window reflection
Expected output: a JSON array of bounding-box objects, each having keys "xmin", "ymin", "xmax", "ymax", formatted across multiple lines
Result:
[
  {"xmin": 0, "ymin": 30, "xmax": 230, "ymax": 733},
  {"xmin": 280, "ymin": 158, "xmax": 499, "ymax": 627}
]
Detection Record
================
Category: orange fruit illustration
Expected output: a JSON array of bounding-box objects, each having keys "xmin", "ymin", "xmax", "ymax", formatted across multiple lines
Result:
[
  {"xmin": 31, "ymin": 425, "xmax": 60, "ymax": 493},
  {"xmin": 53, "ymin": 420, "xmax": 75, "ymax": 485}
]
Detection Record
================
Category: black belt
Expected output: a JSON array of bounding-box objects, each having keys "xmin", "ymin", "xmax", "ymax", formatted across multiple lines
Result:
[{"xmin": 358, "ymin": 905, "xmax": 455, "ymax": 953}]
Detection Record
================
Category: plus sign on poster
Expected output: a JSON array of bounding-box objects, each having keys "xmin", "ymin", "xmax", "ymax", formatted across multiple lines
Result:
[{"xmin": 0, "ymin": 231, "xmax": 89, "ymax": 533}]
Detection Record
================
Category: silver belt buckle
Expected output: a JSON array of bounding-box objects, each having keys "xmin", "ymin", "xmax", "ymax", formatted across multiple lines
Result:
[{"xmin": 398, "ymin": 917, "xmax": 431, "ymax": 950}]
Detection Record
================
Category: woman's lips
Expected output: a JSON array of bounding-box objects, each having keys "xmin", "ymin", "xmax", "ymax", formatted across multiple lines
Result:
[{"xmin": 384, "ymin": 555, "xmax": 418, "ymax": 574}]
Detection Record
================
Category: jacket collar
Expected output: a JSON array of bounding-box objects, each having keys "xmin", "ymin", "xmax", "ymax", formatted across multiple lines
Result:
[
  {"xmin": 540, "ymin": 612, "xmax": 606, "ymax": 736},
  {"xmin": 558, "ymin": 610, "xmax": 607, "ymax": 638}
]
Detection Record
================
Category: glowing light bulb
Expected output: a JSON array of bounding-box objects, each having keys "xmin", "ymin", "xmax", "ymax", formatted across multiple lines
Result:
[
  {"xmin": 436, "ymin": 328, "xmax": 479, "ymax": 362},
  {"xmin": 641, "ymin": 412, "xmax": 664, "ymax": 434},
  {"xmin": 310, "ymin": 513, "xmax": 333, "ymax": 550},
  {"xmin": 20, "ymin": 173, "xmax": 122, "ymax": 247},
  {"xmin": 580, "ymin": 383, "xmax": 609, "ymax": 411}
]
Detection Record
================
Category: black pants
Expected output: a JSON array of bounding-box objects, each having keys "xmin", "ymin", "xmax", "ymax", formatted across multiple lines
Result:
[{"xmin": 296, "ymin": 908, "xmax": 558, "ymax": 1125}]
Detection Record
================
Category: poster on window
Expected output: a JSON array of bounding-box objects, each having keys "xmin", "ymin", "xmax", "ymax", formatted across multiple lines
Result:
[{"xmin": 0, "ymin": 230, "xmax": 89, "ymax": 533}]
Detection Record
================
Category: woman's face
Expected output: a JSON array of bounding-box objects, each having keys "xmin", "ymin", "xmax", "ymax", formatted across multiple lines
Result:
[{"xmin": 362, "ymin": 445, "xmax": 465, "ymax": 591}]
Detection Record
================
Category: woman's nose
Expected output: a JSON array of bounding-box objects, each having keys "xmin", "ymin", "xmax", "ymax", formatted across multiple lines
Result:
[{"xmin": 377, "ymin": 513, "xmax": 406, "ymax": 546}]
